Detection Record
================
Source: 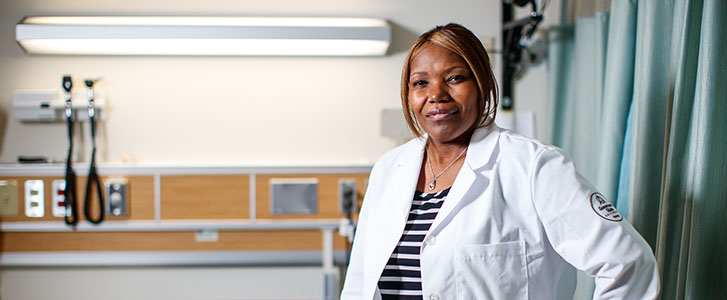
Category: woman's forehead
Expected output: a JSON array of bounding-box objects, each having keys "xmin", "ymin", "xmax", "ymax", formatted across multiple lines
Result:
[{"xmin": 410, "ymin": 43, "xmax": 468, "ymax": 72}]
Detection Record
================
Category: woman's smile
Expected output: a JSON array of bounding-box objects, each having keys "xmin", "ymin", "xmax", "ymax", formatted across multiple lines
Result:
[{"xmin": 426, "ymin": 108, "xmax": 460, "ymax": 120}]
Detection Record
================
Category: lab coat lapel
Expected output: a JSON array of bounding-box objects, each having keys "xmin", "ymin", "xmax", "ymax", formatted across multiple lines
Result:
[
  {"xmin": 428, "ymin": 125, "xmax": 500, "ymax": 236},
  {"xmin": 364, "ymin": 138, "xmax": 425, "ymax": 284},
  {"xmin": 377, "ymin": 152, "xmax": 422, "ymax": 240}
]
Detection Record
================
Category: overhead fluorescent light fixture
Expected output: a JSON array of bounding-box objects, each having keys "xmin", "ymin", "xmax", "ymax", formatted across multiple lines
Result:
[{"xmin": 15, "ymin": 16, "xmax": 391, "ymax": 56}]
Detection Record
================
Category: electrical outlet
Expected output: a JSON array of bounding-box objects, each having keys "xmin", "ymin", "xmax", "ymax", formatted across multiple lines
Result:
[
  {"xmin": 52, "ymin": 179, "xmax": 68, "ymax": 217},
  {"xmin": 24, "ymin": 180, "xmax": 44, "ymax": 218},
  {"xmin": 0, "ymin": 180, "xmax": 20, "ymax": 216},
  {"xmin": 338, "ymin": 179, "xmax": 357, "ymax": 215}
]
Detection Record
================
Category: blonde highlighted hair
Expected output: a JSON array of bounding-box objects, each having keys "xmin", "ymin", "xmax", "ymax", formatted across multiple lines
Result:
[{"xmin": 401, "ymin": 23, "xmax": 499, "ymax": 137}]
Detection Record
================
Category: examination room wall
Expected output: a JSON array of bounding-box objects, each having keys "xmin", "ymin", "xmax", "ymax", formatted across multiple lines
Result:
[
  {"xmin": 0, "ymin": 0, "xmax": 555, "ymax": 299},
  {"xmin": 0, "ymin": 0, "xmax": 552, "ymax": 166}
]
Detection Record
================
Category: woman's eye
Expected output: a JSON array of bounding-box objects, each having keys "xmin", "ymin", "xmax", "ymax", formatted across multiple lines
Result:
[
  {"xmin": 448, "ymin": 75, "xmax": 466, "ymax": 82},
  {"xmin": 412, "ymin": 80, "xmax": 427, "ymax": 87}
]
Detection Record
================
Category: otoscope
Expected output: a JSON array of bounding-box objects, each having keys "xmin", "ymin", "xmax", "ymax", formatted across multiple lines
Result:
[
  {"xmin": 84, "ymin": 79, "xmax": 105, "ymax": 224},
  {"xmin": 62, "ymin": 76, "xmax": 79, "ymax": 226}
]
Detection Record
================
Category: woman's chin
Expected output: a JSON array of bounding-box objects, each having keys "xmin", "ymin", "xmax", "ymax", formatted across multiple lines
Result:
[{"xmin": 424, "ymin": 128, "xmax": 473, "ymax": 145}]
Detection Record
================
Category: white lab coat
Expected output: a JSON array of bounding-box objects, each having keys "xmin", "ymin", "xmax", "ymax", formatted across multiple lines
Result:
[{"xmin": 341, "ymin": 125, "xmax": 659, "ymax": 300}]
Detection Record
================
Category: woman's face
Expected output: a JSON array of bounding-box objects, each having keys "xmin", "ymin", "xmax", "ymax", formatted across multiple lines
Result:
[{"xmin": 408, "ymin": 43, "xmax": 480, "ymax": 144}]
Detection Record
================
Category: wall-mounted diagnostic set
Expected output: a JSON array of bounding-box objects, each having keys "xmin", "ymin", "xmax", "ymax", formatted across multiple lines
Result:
[
  {"xmin": 12, "ymin": 76, "xmax": 123, "ymax": 223},
  {"xmin": 61, "ymin": 75, "xmax": 106, "ymax": 226}
]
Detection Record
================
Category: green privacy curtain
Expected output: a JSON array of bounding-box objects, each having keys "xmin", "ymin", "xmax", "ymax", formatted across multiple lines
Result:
[
  {"xmin": 547, "ymin": 0, "xmax": 727, "ymax": 299},
  {"xmin": 547, "ymin": 8, "xmax": 617, "ymax": 300},
  {"xmin": 635, "ymin": 0, "xmax": 727, "ymax": 298}
]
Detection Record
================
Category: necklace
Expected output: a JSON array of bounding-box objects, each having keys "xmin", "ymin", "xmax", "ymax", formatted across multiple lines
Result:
[{"xmin": 426, "ymin": 145, "xmax": 468, "ymax": 190}]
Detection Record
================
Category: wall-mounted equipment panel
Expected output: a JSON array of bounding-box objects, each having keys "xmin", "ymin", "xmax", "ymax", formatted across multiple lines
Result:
[
  {"xmin": 254, "ymin": 174, "xmax": 368, "ymax": 220},
  {"xmin": 270, "ymin": 178, "xmax": 318, "ymax": 215},
  {"xmin": 1, "ymin": 167, "xmax": 370, "ymax": 265}
]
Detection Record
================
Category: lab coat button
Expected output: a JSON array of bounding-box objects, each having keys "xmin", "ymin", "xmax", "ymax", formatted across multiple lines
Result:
[
  {"xmin": 426, "ymin": 236, "xmax": 437, "ymax": 246},
  {"xmin": 428, "ymin": 293, "xmax": 440, "ymax": 300}
]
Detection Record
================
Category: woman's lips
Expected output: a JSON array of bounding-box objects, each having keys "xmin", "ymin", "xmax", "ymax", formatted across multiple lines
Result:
[{"xmin": 426, "ymin": 109, "xmax": 459, "ymax": 121}]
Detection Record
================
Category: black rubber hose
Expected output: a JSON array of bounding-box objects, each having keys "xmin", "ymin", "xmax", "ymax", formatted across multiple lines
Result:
[
  {"xmin": 84, "ymin": 117, "xmax": 105, "ymax": 225},
  {"xmin": 64, "ymin": 111, "xmax": 78, "ymax": 226}
]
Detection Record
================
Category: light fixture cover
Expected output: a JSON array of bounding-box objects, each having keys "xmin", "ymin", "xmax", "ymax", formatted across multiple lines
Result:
[{"xmin": 15, "ymin": 16, "xmax": 391, "ymax": 56}]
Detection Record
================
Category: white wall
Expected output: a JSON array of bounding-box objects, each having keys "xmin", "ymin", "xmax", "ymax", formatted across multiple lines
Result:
[{"xmin": 0, "ymin": 0, "xmax": 506, "ymax": 166}]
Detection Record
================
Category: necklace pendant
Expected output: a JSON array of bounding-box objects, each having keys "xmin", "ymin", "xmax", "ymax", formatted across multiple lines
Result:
[{"xmin": 428, "ymin": 179, "xmax": 436, "ymax": 190}]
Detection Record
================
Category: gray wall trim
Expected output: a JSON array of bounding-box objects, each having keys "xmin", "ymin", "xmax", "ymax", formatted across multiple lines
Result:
[
  {"xmin": 0, "ymin": 250, "xmax": 350, "ymax": 267},
  {"xmin": 0, "ymin": 164, "xmax": 372, "ymax": 176},
  {"xmin": 0, "ymin": 219, "xmax": 342, "ymax": 232}
]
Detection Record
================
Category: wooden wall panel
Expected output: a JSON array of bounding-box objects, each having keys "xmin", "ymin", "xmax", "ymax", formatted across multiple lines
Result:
[
  {"xmin": 0, "ymin": 176, "xmax": 155, "ymax": 222},
  {"xmin": 161, "ymin": 175, "xmax": 249, "ymax": 219},
  {"xmin": 0, "ymin": 231, "xmax": 348, "ymax": 252},
  {"xmin": 126, "ymin": 176, "xmax": 155, "ymax": 220},
  {"xmin": 255, "ymin": 174, "xmax": 369, "ymax": 220}
]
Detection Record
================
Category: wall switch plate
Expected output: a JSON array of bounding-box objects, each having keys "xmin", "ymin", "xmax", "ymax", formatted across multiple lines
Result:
[
  {"xmin": 105, "ymin": 178, "xmax": 129, "ymax": 217},
  {"xmin": 338, "ymin": 179, "xmax": 357, "ymax": 215},
  {"xmin": 24, "ymin": 180, "xmax": 44, "ymax": 217},
  {"xmin": 0, "ymin": 180, "xmax": 20, "ymax": 216},
  {"xmin": 51, "ymin": 179, "xmax": 68, "ymax": 217}
]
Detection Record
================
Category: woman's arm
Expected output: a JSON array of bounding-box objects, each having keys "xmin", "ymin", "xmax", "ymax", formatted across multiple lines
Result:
[{"xmin": 529, "ymin": 147, "xmax": 660, "ymax": 299}]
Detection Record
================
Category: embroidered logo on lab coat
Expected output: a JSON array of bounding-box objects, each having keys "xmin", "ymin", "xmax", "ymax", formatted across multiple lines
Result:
[{"xmin": 590, "ymin": 192, "xmax": 623, "ymax": 222}]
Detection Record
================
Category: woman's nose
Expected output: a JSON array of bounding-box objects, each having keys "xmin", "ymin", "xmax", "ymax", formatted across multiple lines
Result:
[{"xmin": 427, "ymin": 84, "xmax": 449, "ymax": 103}]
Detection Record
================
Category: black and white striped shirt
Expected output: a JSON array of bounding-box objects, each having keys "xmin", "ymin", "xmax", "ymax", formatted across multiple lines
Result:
[{"xmin": 377, "ymin": 187, "xmax": 450, "ymax": 300}]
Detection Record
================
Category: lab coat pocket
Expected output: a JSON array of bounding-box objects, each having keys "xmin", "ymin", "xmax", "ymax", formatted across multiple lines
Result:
[{"xmin": 454, "ymin": 240, "xmax": 528, "ymax": 300}]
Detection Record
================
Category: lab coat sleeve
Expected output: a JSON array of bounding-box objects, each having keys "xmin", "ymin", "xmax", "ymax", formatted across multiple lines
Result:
[
  {"xmin": 340, "ymin": 158, "xmax": 383, "ymax": 299},
  {"xmin": 530, "ymin": 147, "xmax": 660, "ymax": 299}
]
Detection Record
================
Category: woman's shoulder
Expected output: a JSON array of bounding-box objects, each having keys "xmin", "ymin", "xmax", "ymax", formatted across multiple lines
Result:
[
  {"xmin": 366, "ymin": 136, "xmax": 425, "ymax": 181},
  {"xmin": 495, "ymin": 126, "xmax": 565, "ymax": 156},
  {"xmin": 483, "ymin": 125, "xmax": 572, "ymax": 167}
]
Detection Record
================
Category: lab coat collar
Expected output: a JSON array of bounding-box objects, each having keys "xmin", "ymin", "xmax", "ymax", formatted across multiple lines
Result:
[
  {"xmin": 428, "ymin": 124, "xmax": 500, "ymax": 236},
  {"xmin": 405, "ymin": 124, "xmax": 499, "ymax": 167},
  {"xmin": 464, "ymin": 124, "xmax": 500, "ymax": 170},
  {"xmin": 384, "ymin": 124, "xmax": 499, "ymax": 208},
  {"xmin": 411, "ymin": 124, "xmax": 499, "ymax": 169}
]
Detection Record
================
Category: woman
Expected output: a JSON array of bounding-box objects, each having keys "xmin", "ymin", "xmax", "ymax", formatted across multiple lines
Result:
[{"xmin": 341, "ymin": 23, "xmax": 659, "ymax": 299}]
